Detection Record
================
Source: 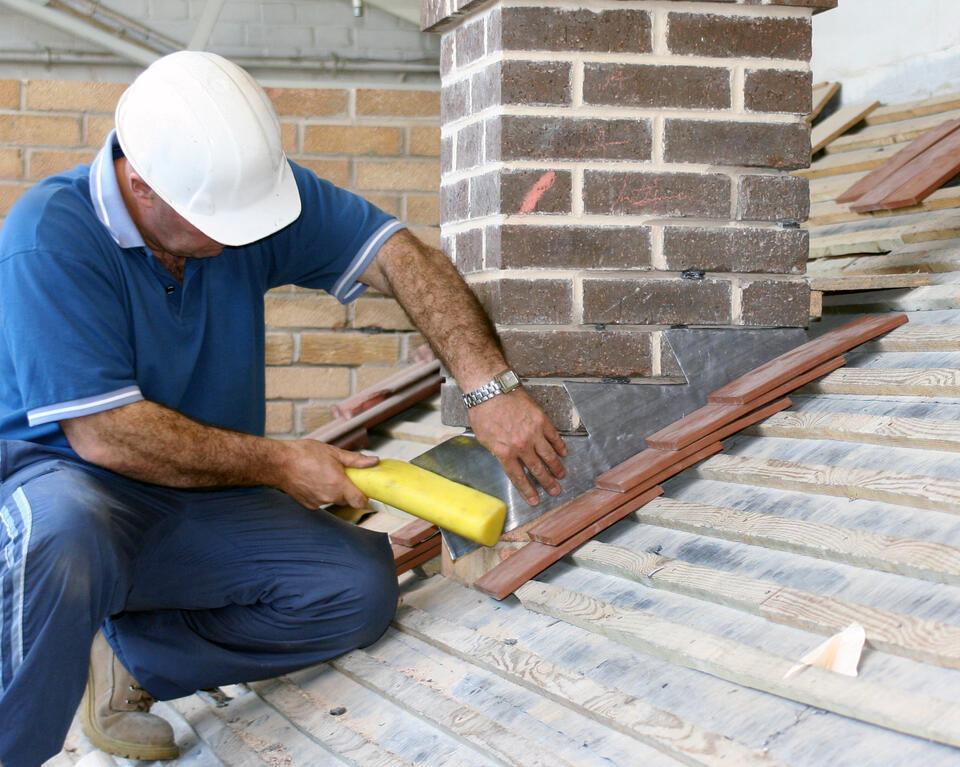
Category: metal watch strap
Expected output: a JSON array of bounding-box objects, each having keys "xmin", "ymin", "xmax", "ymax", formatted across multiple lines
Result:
[{"xmin": 462, "ymin": 370, "xmax": 520, "ymax": 408}]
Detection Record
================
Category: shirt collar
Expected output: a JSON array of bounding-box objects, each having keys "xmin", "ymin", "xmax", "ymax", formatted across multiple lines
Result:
[{"xmin": 89, "ymin": 130, "xmax": 146, "ymax": 249}]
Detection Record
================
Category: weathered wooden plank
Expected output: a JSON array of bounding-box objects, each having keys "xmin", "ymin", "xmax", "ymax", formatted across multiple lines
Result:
[
  {"xmin": 473, "ymin": 486, "xmax": 664, "ymax": 600},
  {"xmin": 596, "ymin": 399, "xmax": 791, "ymax": 492},
  {"xmin": 822, "ymin": 284, "xmax": 960, "ymax": 313},
  {"xmin": 826, "ymin": 107, "xmax": 960, "ymax": 155},
  {"xmin": 530, "ymin": 444, "xmax": 722, "ymax": 545},
  {"xmin": 390, "ymin": 518, "xmax": 439, "ymax": 547},
  {"xmin": 863, "ymin": 323, "xmax": 960, "ymax": 351},
  {"xmin": 571, "ymin": 541, "xmax": 960, "ymax": 670},
  {"xmin": 808, "ymin": 211, "xmax": 960, "ymax": 259},
  {"xmin": 391, "ymin": 605, "xmax": 783, "ymax": 767},
  {"xmin": 812, "ymin": 101, "xmax": 882, "ymax": 154},
  {"xmin": 392, "ymin": 536, "xmax": 439, "ymax": 565},
  {"xmin": 694, "ymin": 453, "xmax": 960, "ymax": 517},
  {"xmin": 808, "ymin": 81, "xmax": 840, "ymax": 124},
  {"xmin": 795, "ymin": 141, "xmax": 904, "ymax": 180},
  {"xmin": 396, "ymin": 543, "xmax": 441, "ymax": 575},
  {"xmin": 250, "ymin": 676, "xmax": 414, "ymax": 767},
  {"xmin": 811, "ymin": 186, "xmax": 960, "ymax": 226},
  {"xmin": 515, "ymin": 581, "xmax": 960, "ymax": 749},
  {"xmin": 635, "ymin": 496, "xmax": 960, "ymax": 586},
  {"xmin": 803, "ymin": 367, "xmax": 960, "ymax": 397},
  {"xmin": 867, "ymin": 92, "xmax": 960, "ymax": 125},
  {"xmin": 809, "ymin": 290, "xmax": 823, "ymax": 320},
  {"xmin": 707, "ymin": 314, "xmax": 906, "ymax": 405},
  {"xmin": 805, "ymin": 240, "xmax": 960, "ymax": 276},
  {"xmin": 836, "ymin": 119, "xmax": 960, "ymax": 204},
  {"xmin": 748, "ymin": 410, "xmax": 960, "ymax": 451},
  {"xmin": 806, "ymin": 273, "xmax": 930, "ymax": 292},
  {"xmin": 331, "ymin": 650, "xmax": 575, "ymax": 767}
]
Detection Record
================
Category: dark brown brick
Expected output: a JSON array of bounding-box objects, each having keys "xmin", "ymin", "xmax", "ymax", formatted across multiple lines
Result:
[
  {"xmin": 583, "ymin": 64, "xmax": 731, "ymax": 109},
  {"xmin": 441, "ymin": 78, "xmax": 469, "ymax": 123},
  {"xmin": 488, "ymin": 116, "xmax": 652, "ymax": 162},
  {"xmin": 664, "ymin": 119, "xmax": 810, "ymax": 170},
  {"xmin": 744, "ymin": 69, "xmax": 813, "ymax": 114},
  {"xmin": 441, "ymin": 380, "xmax": 581, "ymax": 433},
  {"xmin": 456, "ymin": 227, "xmax": 483, "ymax": 273},
  {"xmin": 501, "ymin": 328, "xmax": 653, "ymax": 378},
  {"xmin": 470, "ymin": 278, "xmax": 574, "ymax": 324},
  {"xmin": 501, "ymin": 60, "xmax": 572, "ymax": 106},
  {"xmin": 662, "ymin": 226, "xmax": 808, "ymax": 274},
  {"xmin": 471, "ymin": 63, "xmax": 498, "ymax": 112},
  {"xmin": 583, "ymin": 171, "xmax": 731, "ymax": 217},
  {"xmin": 738, "ymin": 174, "xmax": 809, "ymax": 222},
  {"xmin": 494, "ymin": 7, "xmax": 652, "ymax": 53},
  {"xmin": 582, "ymin": 278, "xmax": 732, "ymax": 325},
  {"xmin": 456, "ymin": 120, "xmax": 483, "ymax": 170},
  {"xmin": 471, "ymin": 169, "xmax": 573, "ymax": 218},
  {"xmin": 440, "ymin": 177, "xmax": 469, "ymax": 223},
  {"xmin": 455, "ymin": 18, "xmax": 485, "ymax": 67},
  {"xmin": 667, "ymin": 13, "xmax": 811, "ymax": 60},
  {"xmin": 739, "ymin": 279, "xmax": 809, "ymax": 327},
  {"xmin": 491, "ymin": 225, "xmax": 652, "ymax": 269}
]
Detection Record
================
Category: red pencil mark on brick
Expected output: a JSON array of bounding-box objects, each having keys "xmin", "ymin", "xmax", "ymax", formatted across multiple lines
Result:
[{"xmin": 520, "ymin": 171, "xmax": 557, "ymax": 212}]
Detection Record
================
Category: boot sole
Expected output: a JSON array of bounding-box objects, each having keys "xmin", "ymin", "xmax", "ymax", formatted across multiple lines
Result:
[{"xmin": 79, "ymin": 668, "xmax": 180, "ymax": 761}]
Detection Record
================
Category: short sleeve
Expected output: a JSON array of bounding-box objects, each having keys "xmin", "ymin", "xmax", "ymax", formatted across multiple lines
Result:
[
  {"xmin": 262, "ymin": 161, "xmax": 405, "ymax": 302},
  {"xmin": 0, "ymin": 248, "xmax": 142, "ymax": 426}
]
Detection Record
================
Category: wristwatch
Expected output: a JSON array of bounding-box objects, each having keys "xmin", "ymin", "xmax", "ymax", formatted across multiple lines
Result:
[{"xmin": 462, "ymin": 369, "xmax": 522, "ymax": 408}]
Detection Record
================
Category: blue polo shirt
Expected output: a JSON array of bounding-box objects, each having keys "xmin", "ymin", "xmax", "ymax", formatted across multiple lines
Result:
[{"xmin": 0, "ymin": 132, "xmax": 404, "ymax": 454}]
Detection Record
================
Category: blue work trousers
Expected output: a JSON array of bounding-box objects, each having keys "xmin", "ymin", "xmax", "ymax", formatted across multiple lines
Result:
[{"xmin": 0, "ymin": 440, "xmax": 398, "ymax": 766}]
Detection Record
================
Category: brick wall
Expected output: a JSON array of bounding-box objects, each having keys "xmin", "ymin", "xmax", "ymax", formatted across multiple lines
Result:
[
  {"xmin": 0, "ymin": 77, "xmax": 440, "ymax": 438},
  {"xmin": 429, "ymin": 0, "xmax": 824, "ymax": 432}
]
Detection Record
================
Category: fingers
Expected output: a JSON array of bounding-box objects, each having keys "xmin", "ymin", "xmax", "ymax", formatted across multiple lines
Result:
[
  {"xmin": 337, "ymin": 447, "xmax": 379, "ymax": 468},
  {"xmin": 502, "ymin": 457, "xmax": 540, "ymax": 506}
]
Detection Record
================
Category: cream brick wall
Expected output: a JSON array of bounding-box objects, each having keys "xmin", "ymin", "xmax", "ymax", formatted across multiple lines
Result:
[{"xmin": 0, "ymin": 77, "xmax": 441, "ymax": 438}]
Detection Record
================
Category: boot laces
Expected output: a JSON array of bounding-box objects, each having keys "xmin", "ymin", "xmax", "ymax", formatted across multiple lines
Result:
[{"xmin": 124, "ymin": 682, "xmax": 155, "ymax": 711}]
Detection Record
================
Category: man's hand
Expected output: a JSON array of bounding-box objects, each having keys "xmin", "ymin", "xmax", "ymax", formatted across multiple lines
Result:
[
  {"xmin": 275, "ymin": 440, "xmax": 379, "ymax": 509},
  {"xmin": 468, "ymin": 390, "xmax": 567, "ymax": 505}
]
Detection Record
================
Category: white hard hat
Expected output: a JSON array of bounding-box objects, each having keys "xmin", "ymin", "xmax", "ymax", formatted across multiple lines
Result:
[{"xmin": 115, "ymin": 51, "xmax": 301, "ymax": 246}]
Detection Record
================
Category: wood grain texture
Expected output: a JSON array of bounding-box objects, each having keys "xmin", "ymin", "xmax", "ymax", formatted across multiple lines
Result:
[
  {"xmin": 636, "ymin": 496, "xmax": 960, "ymax": 586},
  {"xmin": 707, "ymin": 314, "xmax": 905, "ymax": 405},
  {"xmin": 866, "ymin": 92, "xmax": 960, "ymax": 125},
  {"xmin": 515, "ymin": 581, "xmax": 960, "ymax": 749},
  {"xmin": 390, "ymin": 518, "xmax": 439, "ymax": 547},
  {"xmin": 836, "ymin": 119, "xmax": 960, "ymax": 204},
  {"xmin": 806, "ymin": 240, "xmax": 960, "ymax": 276},
  {"xmin": 826, "ymin": 106, "xmax": 960, "ymax": 155},
  {"xmin": 808, "ymin": 211, "xmax": 960, "ymax": 259},
  {"xmin": 530, "ymin": 444, "xmax": 722, "ymax": 545},
  {"xmin": 864, "ymin": 323, "xmax": 960, "ymax": 351},
  {"xmin": 796, "ymin": 141, "xmax": 903, "ymax": 180},
  {"xmin": 852, "ymin": 128, "xmax": 960, "ymax": 212},
  {"xmin": 250, "ymin": 677, "xmax": 414, "ymax": 767},
  {"xmin": 330, "ymin": 650, "xmax": 573, "ymax": 767},
  {"xmin": 473, "ymin": 486, "xmax": 664, "ymax": 600},
  {"xmin": 806, "ymin": 273, "xmax": 930, "ymax": 292},
  {"xmin": 572, "ymin": 541, "xmax": 960, "ymax": 670},
  {"xmin": 811, "ymin": 186, "xmax": 960, "ymax": 226},
  {"xmin": 395, "ymin": 541, "xmax": 442, "ymax": 575},
  {"xmin": 596, "ymin": 399, "xmax": 791, "ymax": 492},
  {"xmin": 748, "ymin": 410, "xmax": 960, "ymax": 452},
  {"xmin": 392, "ymin": 605, "xmax": 784, "ymax": 767},
  {"xmin": 694, "ymin": 453, "xmax": 960, "ymax": 517},
  {"xmin": 803, "ymin": 367, "xmax": 960, "ymax": 397},
  {"xmin": 821, "ymin": 283, "xmax": 960, "ymax": 313},
  {"xmin": 808, "ymin": 82, "xmax": 839, "ymax": 124},
  {"xmin": 811, "ymin": 101, "xmax": 882, "ymax": 154}
]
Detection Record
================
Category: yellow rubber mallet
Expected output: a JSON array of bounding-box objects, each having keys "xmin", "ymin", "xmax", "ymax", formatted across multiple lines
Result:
[{"xmin": 345, "ymin": 459, "xmax": 507, "ymax": 546}]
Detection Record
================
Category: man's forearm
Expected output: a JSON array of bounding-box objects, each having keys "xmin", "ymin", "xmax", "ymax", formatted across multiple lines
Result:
[
  {"xmin": 61, "ymin": 399, "xmax": 289, "ymax": 489},
  {"xmin": 363, "ymin": 230, "xmax": 508, "ymax": 389}
]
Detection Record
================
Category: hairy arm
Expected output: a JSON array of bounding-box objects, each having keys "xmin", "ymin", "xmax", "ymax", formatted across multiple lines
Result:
[
  {"xmin": 61, "ymin": 400, "xmax": 378, "ymax": 508},
  {"xmin": 360, "ymin": 229, "xmax": 567, "ymax": 504}
]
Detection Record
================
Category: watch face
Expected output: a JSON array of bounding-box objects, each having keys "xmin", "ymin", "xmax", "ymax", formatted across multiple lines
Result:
[{"xmin": 498, "ymin": 369, "xmax": 520, "ymax": 390}]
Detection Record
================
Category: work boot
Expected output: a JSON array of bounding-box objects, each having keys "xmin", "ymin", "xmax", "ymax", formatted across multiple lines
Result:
[{"xmin": 78, "ymin": 631, "xmax": 179, "ymax": 760}]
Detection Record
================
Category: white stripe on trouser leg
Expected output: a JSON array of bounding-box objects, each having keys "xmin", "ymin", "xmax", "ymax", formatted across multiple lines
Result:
[{"xmin": 0, "ymin": 490, "xmax": 33, "ymax": 693}]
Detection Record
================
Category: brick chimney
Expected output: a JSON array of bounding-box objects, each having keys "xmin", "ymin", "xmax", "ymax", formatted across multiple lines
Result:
[{"xmin": 424, "ymin": 0, "xmax": 834, "ymax": 434}]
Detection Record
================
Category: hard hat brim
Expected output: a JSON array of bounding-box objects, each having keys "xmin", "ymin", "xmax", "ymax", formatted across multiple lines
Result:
[{"xmin": 176, "ymin": 159, "xmax": 302, "ymax": 247}]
